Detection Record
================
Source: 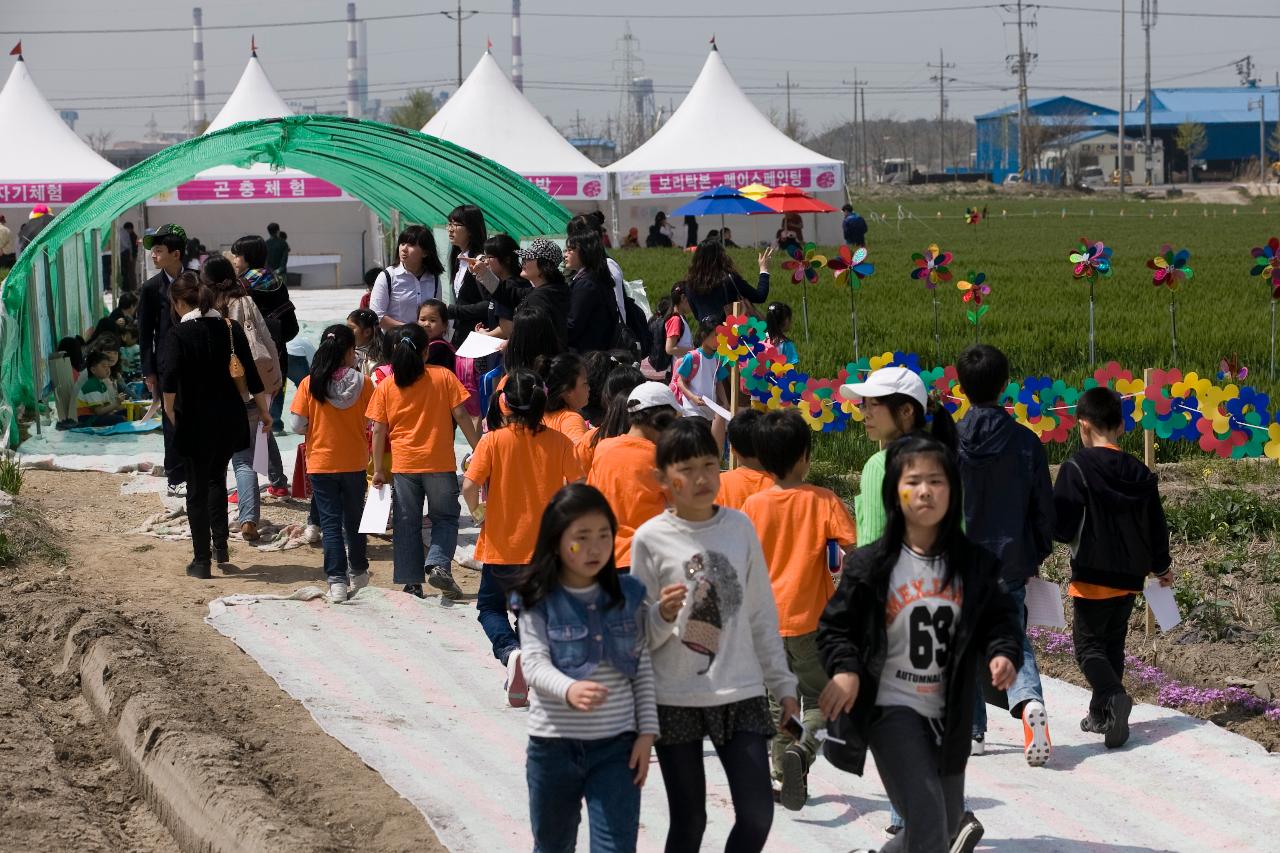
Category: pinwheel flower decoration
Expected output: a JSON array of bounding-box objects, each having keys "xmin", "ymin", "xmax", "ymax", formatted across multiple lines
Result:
[
  {"xmin": 1148, "ymin": 245, "xmax": 1193, "ymax": 290},
  {"xmin": 1070, "ymin": 239, "xmax": 1113, "ymax": 280},
  {"xmin": 910, "ymin": 244, "xmax": 953, "ymax": 290},
  {"xmin": 958, "ymin": 271, "xmax": 990, "ymax": 306},
  {"xmin": 828, "ymin": 245, "xmax": 875, "ymax": 288},
  {"xmin": 1251, "ymin": 237, "xmax": 1280, "ymax": 299},
  {"xmin": 1218, "ymin": 354, "xmax": 1248, "ymax": 383},
  {"xmin": 965, "ymin": 207, "xmax": 981, "ymax": 225},
  {"xmin": 782, "ymin": 242, "xmax": 827, "ymax": 284}
]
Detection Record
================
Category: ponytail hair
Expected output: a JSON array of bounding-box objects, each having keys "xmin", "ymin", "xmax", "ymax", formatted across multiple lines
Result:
[
  {"xmin": 168, "ymin": 271, "xmax": 214, "ymax": 317},
  {"xmin": 347, "ymin": 308, "xmax": 388, "ymax": 366},
  {"xmin": 309, "ymin": 324, "xmax": 356, "ymax": 404},
  {"xmin": 543, "ymin": 352, "xmax": 584, "ymax": 414},
  {"xmin": 487, "ymin": 367, "xmax": 547, "ymax": 433},
  {"xmin": 765, "ymin": 301, "xmax": 793, "ymax": 342},
  {"xmin": 879, "ymin": 391, "xmax": 958, "ymax": 452},
  {"xmin": 390, "ymin": 323, "xmax": 428, "ymax": 388},
  {"xmin": 590, "ymin": 365, "xmax": 646, "ymax": 448}
]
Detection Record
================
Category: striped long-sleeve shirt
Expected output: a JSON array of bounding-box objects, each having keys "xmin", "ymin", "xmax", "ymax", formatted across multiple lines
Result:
[{"xmin": 519, "ymin": 586, "xmax": 660, "ymax": 740}]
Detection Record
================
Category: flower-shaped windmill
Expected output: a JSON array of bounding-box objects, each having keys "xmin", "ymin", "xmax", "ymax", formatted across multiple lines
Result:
[
  {"xmin": 1148, "ymin": 244, "xmax": 1193, "ymax": 365},
  {"xmin": 965, "ymin": 207, "xmax": 981, "ymax": 225},
  {"xmin": 912, "ymin": 244, "xmax": 954, "ymax": 365},
  {"xmin": 1068, "ymin": 237, "xmax": 1113, "ymax": 367},
  {"xmin": 957, "ymin": 271, "xmax": 991, "ymax": 343},
  {"xmin": 1251, "ymin": 237, "xmax": 1280, "ymax": 379},
  {"xmin": 781, "ymin": 242, "xmax": 826, "ymax": 340},
  {"xmin": 828, "ymin": 246, "xmax": 875, "ymax": 360}
]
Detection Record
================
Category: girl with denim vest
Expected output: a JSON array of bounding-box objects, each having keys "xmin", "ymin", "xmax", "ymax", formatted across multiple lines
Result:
[{"xmin": 516, "ymin": 483, "xmax": 659, "ymax": 853}]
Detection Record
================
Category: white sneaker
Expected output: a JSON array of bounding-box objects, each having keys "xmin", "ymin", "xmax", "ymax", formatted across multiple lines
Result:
[
  {"xmin": 303, "ymin": 524, "xmax": 322, "ymax": 545},
  {"xmin": 1022, "ymin": 700, "xmax": 1052, "ymax": 766},
  {"xmin": 326, "ymin": 581, "xmax": 349, "ymax": 604},
  {"xmin": 347, "ymin": 571, "xmax": 370, "ymax": 597},
  {"xmin": 166, "ymin": 483, "xmax": 187, "ymax": 498},
  {"xmin": 505, "ymin": 649, "xmax": 528, "ymax": 707},
  {"xmin": 970, "ymin": 734, "xmax": 985, "ymax": 756}
]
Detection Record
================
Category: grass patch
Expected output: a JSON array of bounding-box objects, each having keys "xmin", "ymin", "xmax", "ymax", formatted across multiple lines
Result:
[
  {"xmin": 0, "ymin": 499, "xmax": 65, "ymax": 570},
  {"xmin": 0, "ymin": 454, "xmax": 22, "ymax": 495},
  {"xmin": 1165, "ymin": 488, "xmax": 1280, "ymax": 544}
]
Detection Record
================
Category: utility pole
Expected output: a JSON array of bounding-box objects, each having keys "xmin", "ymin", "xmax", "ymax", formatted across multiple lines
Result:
[
  {"xmin": 1006, "ymin": 1, "xmax": 1035, "ymax": 181},
  {"xmin": 1119, "ymin": 0, "xmax": 1126, "ymax": 195},
  {"xmin": 1250, "ymin": 96, "xmax": 1266, "ymax": 182},
  {"xmin": 928, "ymin": 49, "xmax": 956, "ymax": 177},
  {"xmin": 860, "ymin": 85, "xmax": 869, "ymax": 186},
  {"xmin": 780, "ymin": 72, "xmax": 795, "ymax": 138},
  {"xmin": 843, "ymin": 71, "xmax": 869, "ymax": 186},
  {"xmin": 1237, "ymin": 55, "xmax": 1258, "ymax": 87},
  {"xmin": 1141, "ymin": 0, "xmax": 1157, "ymax": 185},
  {"xmin": 442, "ymin": 1, "xmax": 476, "ymax": 88}
]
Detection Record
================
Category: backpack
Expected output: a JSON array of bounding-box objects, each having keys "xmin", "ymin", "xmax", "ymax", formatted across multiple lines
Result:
[{"xmin": 612, "ymin": 294, "xmax": 651, "ymax": 360}]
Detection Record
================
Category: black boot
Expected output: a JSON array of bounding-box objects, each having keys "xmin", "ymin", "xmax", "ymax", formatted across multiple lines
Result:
[
  {"xmin": 213, "ymin": 545, "xmax": 230, "ymax": 564},
  {"xmin": 186, "ymin": 559, "xmax": 212, "ymax": 579}
]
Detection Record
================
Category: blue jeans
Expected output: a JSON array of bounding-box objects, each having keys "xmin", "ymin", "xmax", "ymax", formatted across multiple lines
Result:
[
  {"xmin": 477, "ymin": 563, "xmax": 526, "ymax": 663},
  {"xmin": 230, "ymin": 403, "xmax": 263, "ymax": 525},
  {"xmin": 391, "ymin": 472, "xmax": 459, "ymax": 584},
  {"xmin": 527, "ymin": 733, "xmax": 641, "ymax": 853},
  {"xmin": 973, "ymin": 580, "xmax": 1045, "ymax": 736},
  {"xmin": 310, "ymin": 471, "xmax": 368, "ymax": 581},
  {"xmin": 271, "ymin": 354, "xmax": 311, "ymax": 432}
]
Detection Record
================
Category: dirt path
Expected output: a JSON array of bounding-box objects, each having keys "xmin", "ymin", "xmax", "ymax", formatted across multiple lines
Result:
[{"xmin": 3, "ymin": 470, "xmax": 441, "ymax": 852}]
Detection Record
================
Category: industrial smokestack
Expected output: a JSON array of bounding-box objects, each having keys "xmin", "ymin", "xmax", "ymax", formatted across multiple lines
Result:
[
  {"xmin": 346, "ymin": 3, "xmax": 359, "ymax": 118},
  {"xmin": 192, "ymin": 7, "xmax": 207, "ymax": 131},
  {"xmin": 511, "ymin": 0, "xmax": 523, "ymax": 92}
]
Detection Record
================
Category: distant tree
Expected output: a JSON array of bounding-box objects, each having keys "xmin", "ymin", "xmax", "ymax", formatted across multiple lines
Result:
[
  {"xmin": 84, "ymin": 129, "xmax": 113, "ymax": 155},
  {"xmin": 1175, "ymin": 121, "xmax": 1208, "ymax": 183},
  {"xmin": 388, "ymin": 89, "xmax": 437, "ymax": 131}
]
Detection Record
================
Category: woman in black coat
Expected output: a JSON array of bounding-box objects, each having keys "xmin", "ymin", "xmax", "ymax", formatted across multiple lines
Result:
[
  {"xmin": 686, "ymin": 239, "xmax": 774, "ymax": 323},
  {"xmin": 160, "ymin": 273, "xmax": 271, "ymax": 578},
  {"xmin": 563, "ymin": 230, "xmax": 618, "ymax": 353}
]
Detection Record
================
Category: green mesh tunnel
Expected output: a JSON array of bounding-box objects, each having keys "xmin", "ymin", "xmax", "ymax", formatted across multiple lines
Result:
[{"xmin": 0, "ymin": 114, "xmax": 570, "ymax": 446}]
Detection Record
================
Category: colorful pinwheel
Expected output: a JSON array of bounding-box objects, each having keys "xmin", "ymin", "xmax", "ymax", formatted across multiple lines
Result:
[
  {"xmin": 1219, "ymin": 354, "xmax": 1248, "ymax": 383},
  {"xmin": 781, "ymin": 242, "xmax": 827, "ymax": 284},
  {"xmin": 828, "ymin": 245, "xmax": 874, "ymax": 287},
  {"xmin": 1148, "ymin": 245, "xmax": 1192, "ymax": 290},
  {"xmin": 1069, "ymin": 238, "xmax": 1113, "ymax": 280},
  {"xmin": 910, "ymin": 244, "xmax": 953, "ymax": 290},
  {"xmin": 828, "ymin": 246, "xmax": 875, "ymax": 361},
  {"xmin": 965, "ymin": 207, "xmax": 981, "ymax": 225},
  {"xmin": 957, "ymin": 272, "xmax": 991, "ymax": 343},
  {"xmin": 1251, "ymin": 237, "xmax": 1280, "ymax": 299}
]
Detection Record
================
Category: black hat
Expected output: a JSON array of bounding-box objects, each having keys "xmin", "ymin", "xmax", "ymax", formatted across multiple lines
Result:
[{"xmin": 143, "ymin": 223, "xmax": 187, "ymax": 250}]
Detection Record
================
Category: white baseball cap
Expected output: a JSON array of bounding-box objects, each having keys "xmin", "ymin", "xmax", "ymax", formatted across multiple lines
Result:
[
  {"xmin": 839, "ymin": 366, "xmax": 927, "ymax": 408},
  {"xmin": 627, "ymin": 381, "xmax": 678, "ymax": 412}
]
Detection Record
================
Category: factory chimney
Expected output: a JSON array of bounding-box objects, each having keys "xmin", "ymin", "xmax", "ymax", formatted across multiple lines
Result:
[
  {"xmin": 511, "ymin": 0, "xmax": 524, "ymax": 92},
  {"xmin": 192, "ymin": 7, "xmax": 207, "ymax": 132},
  {"xmin": 346, "ymin": 3, "xmax": 360, "ymax": 118}
]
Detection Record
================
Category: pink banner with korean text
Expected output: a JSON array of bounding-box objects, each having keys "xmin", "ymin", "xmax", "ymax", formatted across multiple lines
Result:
[
  {"xmin": 0, "ymin": 181, "xmax": 100, "ymax": 207},
  {"xmin": 613, "ymin": 164, "xmax": 843, "ymax": 200},
  {"xmin": 521, "ymin": 173, "xmax": 608, "ymax": 201}
]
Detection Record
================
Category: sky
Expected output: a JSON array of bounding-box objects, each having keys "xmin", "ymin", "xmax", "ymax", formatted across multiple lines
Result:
[{"xmin": 4, "ymin": 0, "xmax": 1280, "ymax": 144}]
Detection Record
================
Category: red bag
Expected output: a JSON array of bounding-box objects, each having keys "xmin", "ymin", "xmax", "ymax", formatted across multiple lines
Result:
[{"xmin": 291, "ymin": 442, "xmax": 312, "ymax": 498}]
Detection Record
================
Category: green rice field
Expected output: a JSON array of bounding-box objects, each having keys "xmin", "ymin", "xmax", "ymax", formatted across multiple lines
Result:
[{"xmin": 614, "ymin": 193, "xmax": 1280, "ymax": 479}]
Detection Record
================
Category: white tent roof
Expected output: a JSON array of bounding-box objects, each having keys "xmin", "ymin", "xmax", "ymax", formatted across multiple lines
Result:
[
  {"xmin": 424, "ymin": 51, "xmax": 608, "ymax": 200},
  {"xmin": 205, "ymin": 53, "xmax": 293, "ymax": 133},
  {"xmin": 0, "ymin": 57, "xmax": 119, "ymax": 182},
  {"xmin": 607, "ymin": 47, "xmax": 842, "ymax": 199}
]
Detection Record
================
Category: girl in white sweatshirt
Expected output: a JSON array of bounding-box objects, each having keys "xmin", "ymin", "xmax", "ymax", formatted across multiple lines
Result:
[{"xmin": 630, "ymin": 418, "xmax": 799, "ymax": 853}]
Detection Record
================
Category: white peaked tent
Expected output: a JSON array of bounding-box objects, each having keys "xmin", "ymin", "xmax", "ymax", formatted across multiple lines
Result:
[
  {"xmin": 424, "ymin": 50, "xmax": 608, "ymax": 203},
  {"xmin": 607, "ymin": 45, "xmax": 845, "ymax": 244},
  {"xmin": 0, "ymin": 55, "xmax": 119, "ymax": 213},
  {"xmin": 149, "ymin": 52, "xmax": 372, "ymax": 287}
]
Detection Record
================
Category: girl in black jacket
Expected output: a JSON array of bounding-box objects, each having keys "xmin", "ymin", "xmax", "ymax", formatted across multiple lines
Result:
[
  {"xmin": 817, "ymin": 436, "xmax": 1022, "ymax": 853},
  {"xmin": 563, "ymin": 231, "xmax": 618, "ymax": 353}
]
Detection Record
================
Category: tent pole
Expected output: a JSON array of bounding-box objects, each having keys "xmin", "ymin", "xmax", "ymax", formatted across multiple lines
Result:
[
  {"xmin": 110, "ymin": 220, "xmax": 120, "ymax": 306},
  {"xmin": 609, "ymin": 174, "xmax": 620, "ymax": 246}
]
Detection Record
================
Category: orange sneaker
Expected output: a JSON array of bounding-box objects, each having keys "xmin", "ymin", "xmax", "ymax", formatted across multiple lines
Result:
[{"xmin": 1022, "ymin": 700, "xmax": 1052, "ymax": 767}]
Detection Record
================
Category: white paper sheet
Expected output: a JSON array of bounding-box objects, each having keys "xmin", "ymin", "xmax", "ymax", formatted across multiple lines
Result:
[
  {"xmin": 702, "ymin": 398, "xmax": 734, "ymax": 422},
  {"xmin": 455, "ymin": 332, "xmax": 505, "ymax": 360},
  {"xmin": 1144, "ymin": 578, "xmax": 1182, "ymax": 631},
  {"xmin": 251, "ymin": 427, "xmax": 269, "ymax": 476},
  {"xmin": 358, "ymin": 484, "xmax": 393, "ymax": 534},
  {"xmin": 1024, "ymin": 576, "xmax": 1067, "ymax": 628}
]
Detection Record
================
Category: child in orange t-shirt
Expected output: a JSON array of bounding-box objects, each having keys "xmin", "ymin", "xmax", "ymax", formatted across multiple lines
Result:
[
  {"xmin": 463, "ymin": 368, "xmax": 584, "ymax": 706},
  {"xmin": 575, "ymin": 365, "xmax": 645, "ymax": 476},
  {"xmin": 290, "ymin": 325, "xmax": 375, "ymax": 604},
  {"xmin": 541, "ymin": 352, "xmax": 590, "ymax": 444},
  {"xmin": 741, "ymin": 410, "xmax": 856, "ymax": 810},
  {"xmin": 716, "ymin": 408, "xmax": 774, "ymax": 510},
  {"xmin": 368, "ymin": 324, "xmax": 481, "ymax": 599},
  {"xmin": 587, "ymin": 382, "xmax": 678, "ymax": 572}
]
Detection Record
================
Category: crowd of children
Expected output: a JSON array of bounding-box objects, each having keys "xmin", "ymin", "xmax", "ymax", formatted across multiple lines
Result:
[{"xmin": 160, "ymin": 224, "xmax": 1173, "ymax": 853}]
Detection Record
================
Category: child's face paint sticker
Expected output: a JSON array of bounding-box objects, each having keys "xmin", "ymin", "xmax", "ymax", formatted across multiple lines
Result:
[
  {"xmin": 900, "ymin": 489, "xmax": 912, "ymax": 506},
  {"xmin": 569, "ymin": 543, "xmax": 580, "ymax": 554}
]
